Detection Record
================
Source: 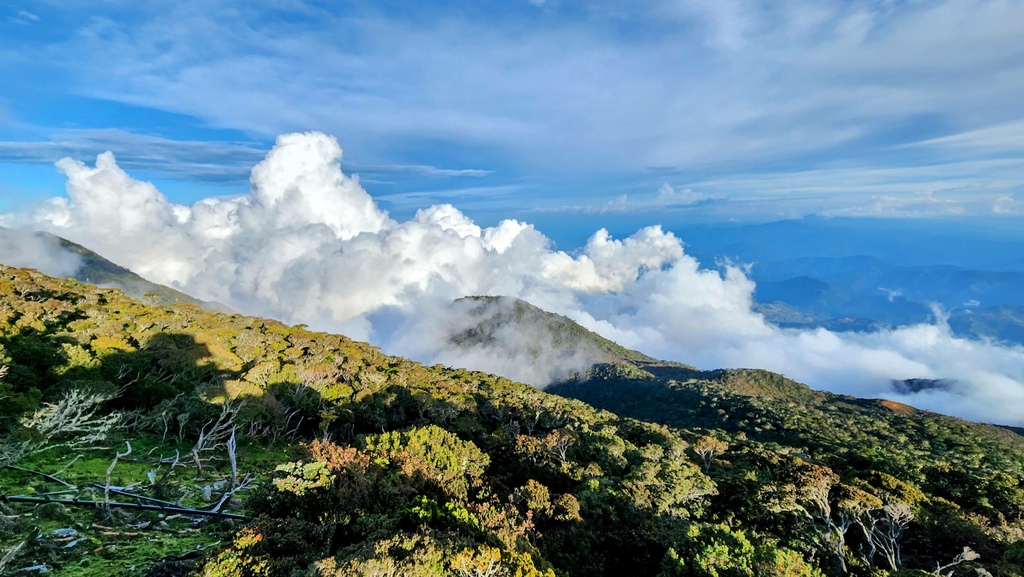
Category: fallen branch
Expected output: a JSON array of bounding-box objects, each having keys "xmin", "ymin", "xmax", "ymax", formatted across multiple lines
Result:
[
  {"xmin": 1, "ymin": 495, "xmax": 248, "ymax": 520},
  {"xmin": 91, "ymin": 484, "xmax": 182, "ymax": 508},
  {"xmin": 3, "ymin": 465, "xmax": 75, "ymax": 489},
  {"xmin": 9, "ymin": 490, "xmax": 76, "ymax": 498},
  {"xmin": 0, "ymin": 539, "xmax": 25, "ymax": 575},
  {"xmin": 209, "ymin": 473, "xmax": 255, "ymax": 516}
]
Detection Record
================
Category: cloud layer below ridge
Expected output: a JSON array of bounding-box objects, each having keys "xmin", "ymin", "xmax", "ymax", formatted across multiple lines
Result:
[{"xmin": 7, "ymin": 132, "xmax": 1024, "ymax": 426}]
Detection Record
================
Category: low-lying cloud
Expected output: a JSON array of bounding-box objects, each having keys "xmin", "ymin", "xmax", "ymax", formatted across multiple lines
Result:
[
  {"xmin": 6, "ymin": 132, "xmax": 1024, "ymax": 426},
  {"xmin": 0, "ymin": 228, "xmax": 82, "ymax": 278}
]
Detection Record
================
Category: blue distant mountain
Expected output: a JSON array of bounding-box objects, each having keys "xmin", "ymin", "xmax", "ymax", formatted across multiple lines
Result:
[{"xmin": 669, "ymin": 217, "xmax": 1024, "ymax": 345}]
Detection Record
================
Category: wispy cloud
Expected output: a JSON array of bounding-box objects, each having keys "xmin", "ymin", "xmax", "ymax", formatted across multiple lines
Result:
[
  {"xmin": 676, "ymin": 158, "xmax": 1024, "ymax": 218},
  {"xmin": 10, "ymin": 9, "xmax": 39, "ymax": 25},
  {"xmin": 0, "ymin": 128, "xmax": 265, "ymax": 182},
  {"xmin": 13, "ymin": 1, "xmax": 1024, "ymax": 177},
  {"xmin": 535, "ymin": 184, "xmax": 717, "ymax": 214},
  {"xmin": 347, "ymin": 163, "xmax": 493, "ymax": 178},
  {"xmin": 377, "ymin": 184, "xmax": 530, "ymax": 212},
  {"xmin": 2, "ymin": 1, "xmax": 1024, "ymax": 216},
  {"xmin": 910, "ymin": 119, "xmax": 1024, "ymax": 153}
]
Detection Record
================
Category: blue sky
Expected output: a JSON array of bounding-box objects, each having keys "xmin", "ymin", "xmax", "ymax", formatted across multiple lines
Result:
[{"xmin": 3, "ymin": 0, "xmax": 1024, "ymax": 226}]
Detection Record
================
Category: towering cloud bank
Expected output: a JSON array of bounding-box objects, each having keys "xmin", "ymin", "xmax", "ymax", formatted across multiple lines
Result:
[{"xmin": 11, "ymin": 132, "xmax": 1024, "ymax": 426}]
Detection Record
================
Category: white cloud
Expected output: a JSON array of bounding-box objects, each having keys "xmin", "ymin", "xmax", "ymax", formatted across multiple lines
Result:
[
  {"xmin": 912, "ymin": 119, "xmax": 1024, "ymax": 152},
  {"xmin": 0, "ymin": 228, "xmax": 81, "ymax": 277},
  {"xmin": 3, "ymin": 1, "xmax": 1022, "ymax": 222},
  {"xmin": 821, "ymin": 190, "xmax": 968, "ymax": 218},
  {"xmin": 10, "ymin": 9, "xmax": 39, "ymax": 25},
  {"xmin": 10, "ymin": 132, "xmax": 1024, "ymax": 426},
  {"xmin": 535, "ymin": 195, "xmax": 632, "ymax": 215},
  {"xmin": 655, "ymin": 184, "xmax": 709, "ymax": 206},
  {"xmin": 0, "ymin": 129, "xmax": 266, "ymax": 182},
  {"xmin": 535, "ymin": 184, "xmax": 714, "ymax": 215},
  {"xmin": 672, "ymin": 159, "xmax": 1024, "ymax": 219},
  {"xmin": 993, "ymin": 195, "xmax": 1020, "ymax": 215},
  {"xmin": 350, "ymin": 164, "xmax": 492, "ymax": 178}
]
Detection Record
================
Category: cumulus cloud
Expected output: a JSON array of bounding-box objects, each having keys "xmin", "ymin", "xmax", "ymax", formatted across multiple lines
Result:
[
  {"xmin": 12, "ymin": 132, "xmax": 1024, "ymax": 426},
  {"xmin": 656, "ymin": 184, "xmax": 709, "ymax": 206},
  {"xmin": 993, "ymin": 195, "xmax": 1020, "ymax": 215}
]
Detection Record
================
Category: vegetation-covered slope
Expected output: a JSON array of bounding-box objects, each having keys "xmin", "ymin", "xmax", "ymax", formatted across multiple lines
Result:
[
  {"xmin": 0, "ymin": 266, "xmax": 1022, "ymax": 576},
  {"xmin": 450, "ymin": 295, "xmax": 657, "ymax": 364},
  {"xmin": 550, "ymin": 363, "xmax": 1024, "ymax": 575}
]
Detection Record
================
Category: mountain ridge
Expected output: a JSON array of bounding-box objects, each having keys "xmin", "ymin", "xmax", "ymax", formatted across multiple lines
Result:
[{"xmin": 0, "ymin": 226, "xmax": 233, "ymax": 312}]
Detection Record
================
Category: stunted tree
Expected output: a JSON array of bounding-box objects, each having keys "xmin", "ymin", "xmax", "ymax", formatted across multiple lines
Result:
[
  {"xmin": 692, "ymin": 435, "xmax": 728, "ymax": 472},
  {"xmin": 453, "ymin": 546, "xmax": 506, "ymax": 577},
  {"xmin": 799, "ymin": 467, "xmax": 850, "ymax": 575},
  {"xmin": 854, "ymin": 501, "xmax": 914, "ymax": 571},
  {"xmin": 783, "ymin": 470, "xmax": 911, "ymax": 576},
  {"xmin": 760, "ymin": 463, "xmax": 854, "ymax": 576},
  {"xmin": 21, "ymin": 388, "xmax": 120, "ymax": 444},
  {"xmin": 3, "ymin": 387, "xmax": 120, "ymax": 466},
  {"xmin": 190, "ymin": 401, "xmax": 241, "ymax": 474},
  {"xmin": 544, "ymin": 428, "xmax": 578, "ymax": 463},
  {"xmin": 933, "ymin": 546, "xmax": 980, "ymax": 576}
]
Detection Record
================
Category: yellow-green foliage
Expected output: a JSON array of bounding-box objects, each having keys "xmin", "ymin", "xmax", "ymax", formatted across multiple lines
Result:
[
  {"xmin": 363, "ymin": 425, "xmax": 489, "ymax": 499},
  {"xmin": 90, "ymin": 334, "xmax": 135, "ymax": 353},
  {"xmin": 201, "ymin": 527, "xmax": 271, "ymax": 577},
  {"xmin": 273, "ymin": 460, "xmax": 334, "ymax": 496},
  {"xmin": 3, "ymin": 265, "xmax": 1022, "ymax": 576}
]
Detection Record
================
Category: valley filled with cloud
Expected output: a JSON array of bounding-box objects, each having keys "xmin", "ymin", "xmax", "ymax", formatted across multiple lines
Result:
[{"xmin": 5, "ymin": 131, "xmax": 1023, "ymax": 426}]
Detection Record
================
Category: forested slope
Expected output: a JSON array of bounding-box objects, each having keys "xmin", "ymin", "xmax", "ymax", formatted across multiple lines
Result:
[{"xmin": 0, "ymin": 265, "xmax": 1021, "ymax": 576}]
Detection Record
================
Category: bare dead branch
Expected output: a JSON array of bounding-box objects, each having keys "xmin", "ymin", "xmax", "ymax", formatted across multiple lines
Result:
[
  {"xmin": 104, "ymin": 441, "xmax": 132, "ymax": 507},
  {"xmin": 91, "ymin": 484, "xmax": 181, "ymax": 508},
  {"xmin": 0, "ymin": 495, "xmax": 248, "ymax": 520},
  {"xmin": 3, "ymin": 465, "xmax": 75, "ymax": 489}
]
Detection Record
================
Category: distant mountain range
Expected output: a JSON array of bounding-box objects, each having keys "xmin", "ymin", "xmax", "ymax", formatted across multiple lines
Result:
[
  {"xmin": 750, "ymin": 258, "xmax": 1024, "ymax": 344},
  {"xmin": 674, "ymin": 219, "xmax": 1024, "ymax": 345}
]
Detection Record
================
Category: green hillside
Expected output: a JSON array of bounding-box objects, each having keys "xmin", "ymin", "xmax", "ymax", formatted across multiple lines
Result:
[{"xmin": 0, "ymin": 267, "xmax": 1021, "ymax": 576}]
